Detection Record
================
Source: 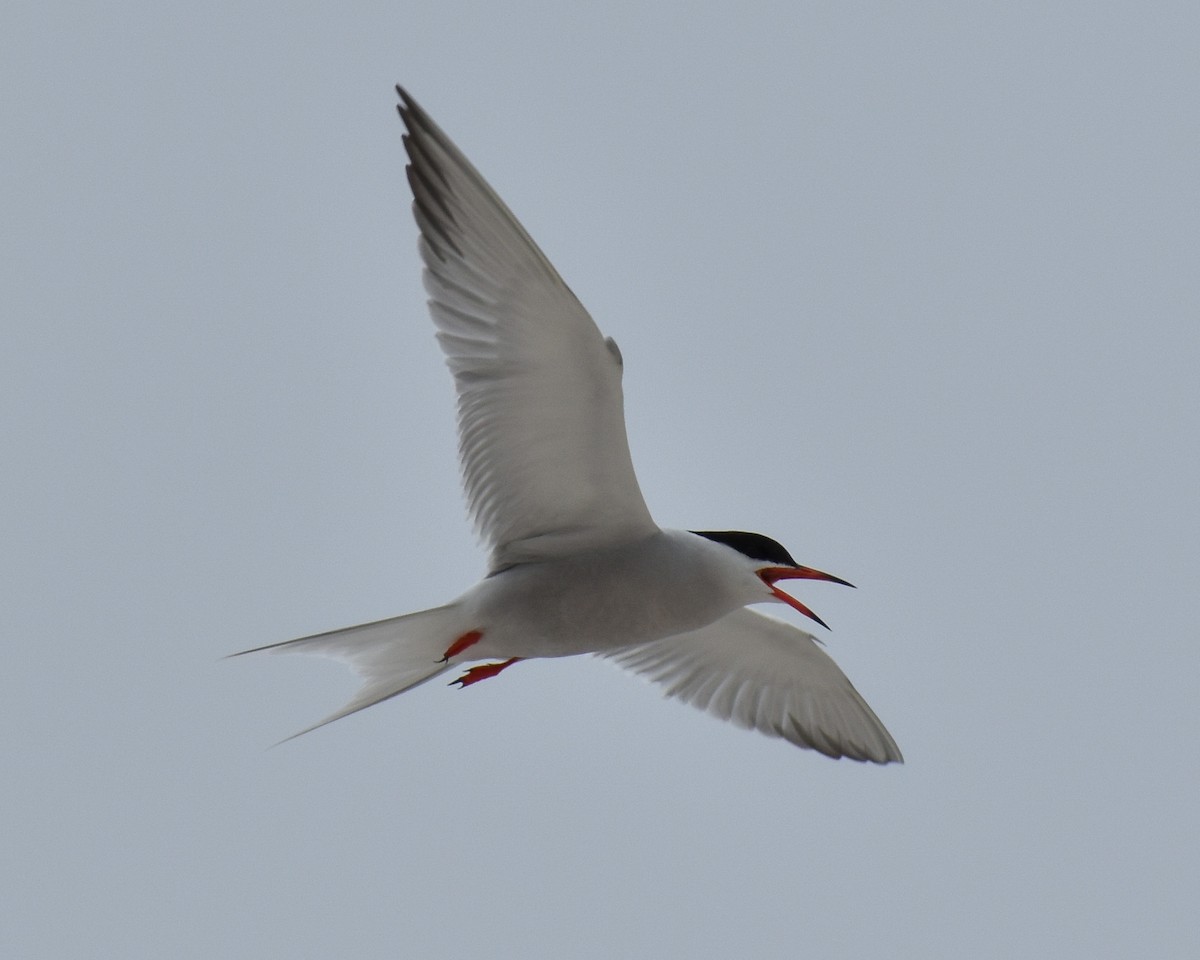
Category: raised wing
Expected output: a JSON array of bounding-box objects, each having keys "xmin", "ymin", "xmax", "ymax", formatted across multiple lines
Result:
[
  {"xmin": 603, "ymin": 607, "xmax": 903, "ymax": 763},
  {"xmin": 396, "ymin": 88, "xmax": 657, "ymax": 569}
]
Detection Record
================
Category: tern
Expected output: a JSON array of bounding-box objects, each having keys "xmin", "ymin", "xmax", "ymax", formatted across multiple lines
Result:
[{"xmin": 236, "ymin": 87, "xmax": 902, "ymax": 763}]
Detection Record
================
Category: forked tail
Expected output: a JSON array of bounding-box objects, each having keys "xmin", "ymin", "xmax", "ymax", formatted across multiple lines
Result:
[{"xmin": 231, "ymin": 604, "xmax": 461, "ymax": 740}]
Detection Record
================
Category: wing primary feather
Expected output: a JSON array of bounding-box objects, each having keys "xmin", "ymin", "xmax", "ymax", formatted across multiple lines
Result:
[
  {"xmin": 602, "ymin": 608, "xmax": 903, "ymax": 764},
  {"xmin": 394, "ymin": 85, "xmax": 657, "ymax": 564}
]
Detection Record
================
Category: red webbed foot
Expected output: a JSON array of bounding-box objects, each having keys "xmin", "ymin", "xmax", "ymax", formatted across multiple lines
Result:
[
  {"xmin": 451, "ymin": 657, "xmax": 522, "ymax": 688},
  {"xmin": 440, "ymin": 629, "xmax": 483, "ymax": 662}
]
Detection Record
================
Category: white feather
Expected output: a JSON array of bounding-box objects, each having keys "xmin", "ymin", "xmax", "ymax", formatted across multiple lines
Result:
[
  {"xmin": 231, "ymin": 604, "xmax": 462, "ymax": 740},
  {"xmin": 603, "ymin": 608, "xmax": 903, "ymax": 763},
  {"xmin": 399, "ymin": 90, "xmax": 658, "ymax": 570}
]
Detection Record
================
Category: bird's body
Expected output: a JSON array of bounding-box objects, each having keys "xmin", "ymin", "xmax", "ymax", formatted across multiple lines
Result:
[
  {"xmin": 455, "ymin": 529, "xmax": 772, "ymax": 661},
  {"xmin": 237, "ymin": 87, "xmax": 903, "ymax": 763}
]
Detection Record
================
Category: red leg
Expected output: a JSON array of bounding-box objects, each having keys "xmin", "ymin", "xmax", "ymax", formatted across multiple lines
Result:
[
  {"xmin": 451, "ymin": 657, "xmax": 522, "ymax": 688},
  {"xmin": 440, "ymin": 629, "xmax": 483, "ymax": 662}
]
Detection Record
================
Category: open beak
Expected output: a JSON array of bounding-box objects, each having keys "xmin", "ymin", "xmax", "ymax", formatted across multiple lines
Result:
[{"xmin": 757, "ymin": 565, "xmax": 855, "ymax": 630}]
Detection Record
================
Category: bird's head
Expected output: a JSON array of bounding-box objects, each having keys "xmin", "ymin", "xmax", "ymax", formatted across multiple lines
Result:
[{"xmin": 689, "ymin": 530, "xmax": 853, "ymax": 629}]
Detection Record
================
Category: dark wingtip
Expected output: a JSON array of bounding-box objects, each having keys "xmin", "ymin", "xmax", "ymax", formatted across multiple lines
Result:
[{"xmin": 395, "ymin": 85, "xmax": 414, "ymax": 126}]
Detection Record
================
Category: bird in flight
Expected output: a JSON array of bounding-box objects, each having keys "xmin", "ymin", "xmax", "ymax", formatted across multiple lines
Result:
[{"xmin": 236, "ymin": 87, "xmax": 902, "ymax": 763}]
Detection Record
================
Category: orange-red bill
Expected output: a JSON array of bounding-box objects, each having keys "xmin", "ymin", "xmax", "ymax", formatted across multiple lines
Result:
[{"xmin": 758, "ymin": 565, "xmax": 855, "ymax": 630}]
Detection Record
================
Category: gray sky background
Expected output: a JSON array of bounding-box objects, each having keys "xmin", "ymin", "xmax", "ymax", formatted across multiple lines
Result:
[{"xmin": 4, "ymin": 2, "xmax": 1197, "ymax": 958}]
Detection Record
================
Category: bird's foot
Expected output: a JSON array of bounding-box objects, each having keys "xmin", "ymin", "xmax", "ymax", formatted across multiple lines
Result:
[
  {"xmin": 440, "ymin": 629, "xmax": 483, "ymax": 662},
  {"xmin": 451, "ymin": 657, "xmax": 522, "ymax": 688}
]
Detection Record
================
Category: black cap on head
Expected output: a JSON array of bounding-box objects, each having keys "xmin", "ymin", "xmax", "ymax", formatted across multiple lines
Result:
[{"xmin": 689, "ymin": 530, "xmax": 799, "ymax": 567}]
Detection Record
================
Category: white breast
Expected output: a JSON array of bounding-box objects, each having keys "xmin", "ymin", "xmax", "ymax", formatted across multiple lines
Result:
[{"xmin": 455, "ymin": 530, "xmax": 764, "ymax": 660}]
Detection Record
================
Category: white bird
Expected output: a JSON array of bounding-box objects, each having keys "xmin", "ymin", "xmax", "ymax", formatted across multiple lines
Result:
[{"xmin": 236, "ymin": 87, "xmax": 902, "ymax": 763}]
